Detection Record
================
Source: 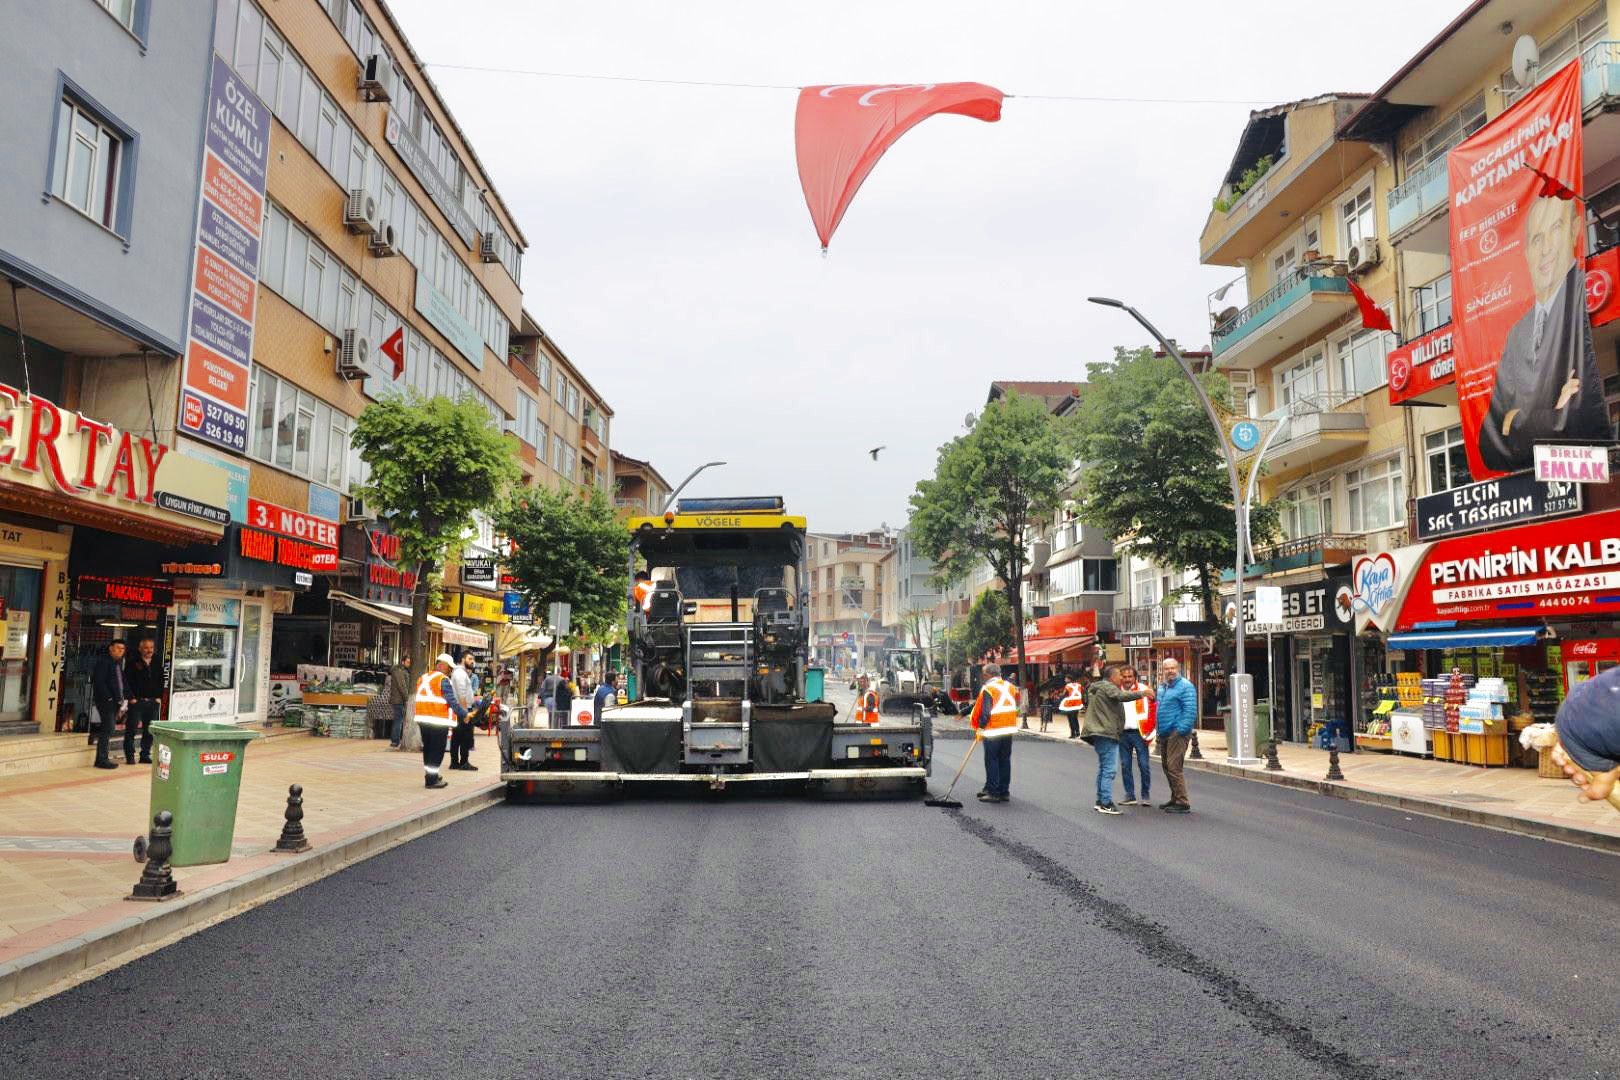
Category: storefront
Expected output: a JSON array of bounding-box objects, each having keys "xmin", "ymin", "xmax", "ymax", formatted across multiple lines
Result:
[
  {"xmin": 0, "ymin": 388, "xmax": 231, "ymax": 735},
  {"xmin": 1352, "ymin": 506, "xmax": 1620, "ymax": 766},
  {"xmin": 1228, "ymin": 571, "xmax": 1355, "ymax": 744}
]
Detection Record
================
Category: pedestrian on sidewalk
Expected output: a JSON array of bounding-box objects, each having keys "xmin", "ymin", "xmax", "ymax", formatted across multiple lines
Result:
[
  {"xmin": 1083, "ymin": 664, "xmax": 1153, "ymax": 815},
  {"xmin": 448, "ymin": 652, "xmax": 481, "ymax": 770},
  {"xmin": 413, "ymin": 654, "xmax": 459, "ymax": 788},
  {"xmin": 1154, "ymin": 658, "xmax": 1197, "ymax": 814},
  {"xmin": 1553, "ymin": 664, "xmax": 1620, "ymax": 809},
  {"xmin": 386, "ymin": 654, "xmax": 413, "ymax": 748},
  {"xmin": 1057, "ymin": 671, "xmax": 1086, "ymax": 739},
  {"xmin": 123, "ymin": 636, "xmax": 163, "ymax": 765},
  {"xmin": 968, "ymin": 663, "xmax": 1020, "ymax": 803},
  {"xmin": 1117, "ymin": 666, "xmax": 1155, "ymax": 807},
  {"xmin": 90, "ymin": 640, "xmax": 129, "ymax": 770}
]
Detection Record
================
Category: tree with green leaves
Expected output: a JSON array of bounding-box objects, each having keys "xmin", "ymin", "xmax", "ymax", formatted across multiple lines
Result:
[
  {"xmin": 494, "ymin": 485, "xmax": 629, "ymax": 685},
  {"xmin": 351, "ymin": 392, "xmax": 520, "ymax": 682},
  {"xmin": 909, "ymin": 392, "xmax": 1074, "ymax": 708},
  {"xmin": 1069, "ymin": 347, "xmax": 1280, "ymax": 626},
  {"xmin": 940, "ymin": 588, "xmax": 1015, "ymax": 675}
]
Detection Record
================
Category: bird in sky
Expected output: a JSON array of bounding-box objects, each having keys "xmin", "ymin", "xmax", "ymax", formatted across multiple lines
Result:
[{"xmin": 868, "ymin": 446, "xmax": 886, "ymax": 461}]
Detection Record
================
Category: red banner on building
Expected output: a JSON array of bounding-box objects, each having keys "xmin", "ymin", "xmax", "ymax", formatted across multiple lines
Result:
[
  {"xmin": 1447, "ymin": 60, "xmax": 1610, "ymax": 481},
  {"xmin": 1386, "ymin": 324, "xmax": 1457, "ymax": 404},
  {"xmin": 1585, "ymin": 245, "xmax": 1620, "ymax": 326}
]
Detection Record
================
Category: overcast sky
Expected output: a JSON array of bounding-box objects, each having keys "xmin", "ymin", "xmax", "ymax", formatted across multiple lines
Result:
[{"xmin": 390, "ymin": 0, "xmax": 1460, "ymax": 532}]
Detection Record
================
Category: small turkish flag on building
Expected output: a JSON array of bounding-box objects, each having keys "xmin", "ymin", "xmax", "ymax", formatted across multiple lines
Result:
[
  {"xmin": 1347, "ymin": 279, "xmax": 1393, "ymax": 332},
  {"xmin": 380, "ymin": 326, "xmax": 405, "ymax": 379}
]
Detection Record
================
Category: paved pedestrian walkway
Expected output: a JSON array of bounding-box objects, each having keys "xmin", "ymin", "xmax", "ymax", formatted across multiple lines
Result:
[
  {"xmin": 994, "ymin": 713, "xmax": 1620, "ymax": 846},
  {"xmin": 0, "ymin": 727, "xmax": 499, "ymax": 988}
]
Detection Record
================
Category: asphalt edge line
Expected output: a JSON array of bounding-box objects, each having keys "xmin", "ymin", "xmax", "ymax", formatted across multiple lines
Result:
[{"xmin": 0, "ymin": 783, "xmax": 502, "ymax": 1015}]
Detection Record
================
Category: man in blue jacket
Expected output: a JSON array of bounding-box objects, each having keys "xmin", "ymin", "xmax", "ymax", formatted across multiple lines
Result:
[{"xmin": 1155, "ymin": 658, "xmax": 1198, "ymax": 813}]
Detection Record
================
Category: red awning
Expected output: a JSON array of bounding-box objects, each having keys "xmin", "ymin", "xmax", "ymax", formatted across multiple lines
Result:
[{"xmin": 1021, "ymin": 634, "xmax": 1095, "ymax": 659}]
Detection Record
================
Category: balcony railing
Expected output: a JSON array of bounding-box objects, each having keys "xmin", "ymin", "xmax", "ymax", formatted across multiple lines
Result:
[
  {"xmin": 614, "ymin": 497, "xmax": 647, "ymax": 514},
  {"xmin": 1212, "ymin": 266, "xmax": 1350, "ymax": 355},
  {"xmin": 1251, "ymin": 533, "xmax": 1367, "ymax": 563},
  {"xmin": 1115, "ymin": 602, "xmax": 1205, "ymax": 636},
  {"xmin": 1387, "ymin": 154, "xmax": 1449, "ymax": 235},
  {"xmin": 1261, "ymin": 389, "xmax": 1363, "ymax": 423}
]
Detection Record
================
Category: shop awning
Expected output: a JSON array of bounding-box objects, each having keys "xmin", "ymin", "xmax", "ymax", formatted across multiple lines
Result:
[
  {"xmin": 495, "ymin": 623, "xmax": 554, "ymax": 656},
  {"xmin": 1022, "ymin": 634, "xmax": 1096, "ymax": 659},
  {"xmin": 1387, "ymin": 627, "xmax": 1541, "ymax": 650},
  {"xmin": 328, "ymin": 590, "xmax": 492, "ymax": 650}
]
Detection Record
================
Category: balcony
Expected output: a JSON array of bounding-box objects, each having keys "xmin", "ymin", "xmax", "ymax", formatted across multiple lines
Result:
[
  {"xmin": 509, "ymin": 354, "xmax": 541, "ymax": 394},
  {"xmin": 614, "ymin": 497, "xmax": 648, "ymax": 515},
  {"xmin": 1211, "ymin": 268, "xmax": 1355, "ymax": 369},
  {"xmin": 1386, "ymin": 155, "xmax": 1448, "ymax": 246},
  {"xmin": 1224, "ymin": 532, "xmax": 1367, "ymax": 581},
  {"xmin": 1242, "ymin": 391, "xmax": 1370, "ymax": 481},
  {"xmin": 1115, "ymin": 602, "xmax": 1205, "ymax": 637}
]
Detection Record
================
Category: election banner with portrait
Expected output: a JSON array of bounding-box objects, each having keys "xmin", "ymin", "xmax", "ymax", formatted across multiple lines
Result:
[{"xmin": 1447, "ymin": 60, "xmax": 1610, "ymax": 482}]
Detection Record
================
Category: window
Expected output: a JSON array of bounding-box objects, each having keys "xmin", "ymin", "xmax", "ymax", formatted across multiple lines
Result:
[
  {"xmin": 277, "ymin": 55, "xmax": 303, "ymax": 130},
  {"xmin": 566, "ymin": 384, "xmax": 580, "ymax": 417},
  {"xmin": 1270, "ymin": 241, "xmax": 1297, "ymax": 285},
  {"xmin": 51, "ymin": 96, "xmax": 124, "ymax": 230},
  {"xmin": 1277, "ymin": 352, "xmax": 1326, "ymax": 410},
  {"xmin": 1335, "ymin": 325, "xmax": 1389, "ymax": 396},
  {"xmin": 256, "ymin": 28, "xmax": 283, "ymax": 105},
  {"xmin": 1132, "ymin": 565, "xmax": 1157, "ymax": 606},
  {"xmin": 248, "ymin": 369, "xmax": 353, "ymax": 484},
  {"xmin": 1403, "ymin": 94, "xmax": 1486, "ymax": 174},
  {"xmin": 232, "ymin": 0, "xmax": 262, "ymax": 90},
  {"xmin": 555, "ymin": 375, "xmax": 568, "ymax": 406},
  {"xmin": 1341, "ymin": 184, "xmax": 1375, "ymax": 254},
  {"xmin": 1425, "ymin": 426, "xmax": 1470, "ymax": 494},
  {"xmin": 1283, "ymin": 478, "xmax": 1333, "ymax": 539},
  {"xmin": 551, "ymin": 433, "xmax": 565, "ymax": 471},
  {"xmin": 1347, "ymin": 458, "xmax": 1405, "ymax": 532},
  {"xmin": 96, "ymin": 0, "xmax": 138, "ymax": 32},
  {"xmin": 1081, "ymin": 558, "xmax": 1118, "ymax": 594},
  {"xmin": 1412, "ymin": 273, "xmax": 1452, "ymax": 335}
]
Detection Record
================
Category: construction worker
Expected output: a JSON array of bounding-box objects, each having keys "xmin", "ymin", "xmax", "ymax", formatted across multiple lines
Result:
[
  {"xmin": 1058, "ymin": 672, "xmax": 1086, "ymax": 739},
  {"xmin": 968, "ymin": 662, "xmax": 1020, "ymax": 803},
  {"xmin": 854, "ymin": 674, "xmax": 880, "ymax": 724},
  {"xmin": 633, "ymin": 569, "xmax": 655, "ymax": 613},
  {"xmin": 413, "ymin": 653, "xmax": 460, "ymax": 789}
]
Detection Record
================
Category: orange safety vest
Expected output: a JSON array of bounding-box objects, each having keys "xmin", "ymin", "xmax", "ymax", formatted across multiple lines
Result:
[
  {"xmin": 854, "ymin": 689, "xmax": 880, "ymax": 724},
  {"xmin": 413, "ymin": 670, "xmax": 454, "ymax": 728},
  {"xmin": 633, "ymin": 580, "xmax": 655, "ymax": 612},
  {"xmin": 970, "ymin": 678, "xmax": 1020, "ymax": 738},
  {"xmin": 1058, "ymin": 681, "xmax": 1085, "ymax": 711}
]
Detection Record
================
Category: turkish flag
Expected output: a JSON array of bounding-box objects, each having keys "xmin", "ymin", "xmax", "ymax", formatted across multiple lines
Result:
[
  {"xmin": 1347, "ymin": 279, "xmax": 1392, "ymax": 331},
  {"xmin": 795, "ymin": 83, "xmax": 1003, "ymax": 251},
  {"xmin": 380, "ymin": 326, "xmax": 405, "ymax": 379}
]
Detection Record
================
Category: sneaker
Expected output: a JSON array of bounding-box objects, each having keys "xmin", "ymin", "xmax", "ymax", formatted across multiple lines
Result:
[
  {"xmin": 1163, "ymin": 803, "xmax": 1191, "ymax": 814},
  {"xmin": 1095, "ymin": 802, "xmax": 1122, "ymax": 815},
  {"xmin": 462, "ymin": 762, "xmax": 479, "ymax": 771},
  {"xmin": 975, "ymin": 791, "xmax": 991, "ymax": 801},
  {"xmin": 988, "ymin": 795, "xmax": 1009, "ymax": 803},
  {"xmin": 93, "ymin": 759, "xmax": 119, "ymax": 770},
  {"xmin": 1158, "ymin": 800, "xmax": 1179, "ymax": 809},
  {"xmin": 425, "ymin": 776, "xmax": 448, "ymax": 789},
  {"xmin": 1119, "ymin": 797, "xmax": 1139, "ymax": 806}
]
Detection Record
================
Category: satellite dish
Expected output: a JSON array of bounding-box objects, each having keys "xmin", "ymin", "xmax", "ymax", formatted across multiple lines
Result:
[
  {"xmin": 1512, "ymin": 34, "xmax": 1541, "ymax": 88},
  {"xmin": 963, "ymin": 412, "xmax": 977, "ymax": 429}
]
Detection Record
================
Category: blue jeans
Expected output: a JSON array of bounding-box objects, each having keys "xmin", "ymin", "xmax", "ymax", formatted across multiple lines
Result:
[
  {"xmin": 390, "ymin": 704, "xmax": 405, "ymax": 746},
  {"xmin": 1093, "ymin": 737, "xmax": 1120, "ymax": 806},
  {"xmin": 982, "ymin": 735, "xmax": 1012, "ymax": 797},
  {"xmin": 1120, "ymin": 729, "xmax": 1151, "ymax": 801}
]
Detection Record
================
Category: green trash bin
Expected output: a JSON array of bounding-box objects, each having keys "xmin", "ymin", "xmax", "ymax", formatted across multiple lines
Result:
[
  {"xmin": 1254, "ymin": 701, "xmax": 1273, "ymax": 748},
  {"xmin": 149, "ymin": 721, "xmax": 260, "ymax": 867},
  {"xmin": 804, "ymin": 666, "xmax": 825, "ymax": 703}
]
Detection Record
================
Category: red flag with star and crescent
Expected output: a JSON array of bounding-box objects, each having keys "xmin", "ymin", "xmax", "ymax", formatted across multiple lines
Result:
[{"xmin": 380, "ymin": 326, "xmax": 405, "ymax": 379}]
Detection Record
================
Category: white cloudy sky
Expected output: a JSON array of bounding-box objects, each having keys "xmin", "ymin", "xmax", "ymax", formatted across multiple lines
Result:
[{"xmin": 390, "ymin": 0, "xmax": 1460, "ymax": 531}]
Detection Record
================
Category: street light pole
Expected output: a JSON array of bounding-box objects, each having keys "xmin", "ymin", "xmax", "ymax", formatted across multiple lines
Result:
[
  {"xmin": 660, "ymin": 460, "xmax": 727, "ymax": 513},
  {"xmin": 1088, "ymin": 297, "xmax": 1261, "ymax": 764}
]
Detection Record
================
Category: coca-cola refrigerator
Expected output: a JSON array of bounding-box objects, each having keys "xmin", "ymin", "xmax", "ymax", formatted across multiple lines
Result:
[{"xmin": 1562, "ymin": 639, "xmax": 1620, "ymax": 696}]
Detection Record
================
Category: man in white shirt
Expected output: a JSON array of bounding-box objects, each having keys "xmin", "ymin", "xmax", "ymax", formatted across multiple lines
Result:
[{"xmin": 448, "ymin": 652, "xmax": 481, "ymax": 770}]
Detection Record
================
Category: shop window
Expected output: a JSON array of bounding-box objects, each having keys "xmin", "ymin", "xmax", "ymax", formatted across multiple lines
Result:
[
  {"xmin": 1347, "ymin": 457, "xmax": 1405, "ymax": 532},
  {"xmin": 0, "ymin": 563, "xmax": 43, "ymax": 723},
  {"xmin": 1425, "ymin": 426, "xmax": 1470, "ymax": 494}
]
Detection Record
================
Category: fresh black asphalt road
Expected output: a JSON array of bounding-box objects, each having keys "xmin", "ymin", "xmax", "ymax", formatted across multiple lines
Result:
[{"xmin": 4, "ymin": 731, "xmax": 1618, "ymax": 1079}]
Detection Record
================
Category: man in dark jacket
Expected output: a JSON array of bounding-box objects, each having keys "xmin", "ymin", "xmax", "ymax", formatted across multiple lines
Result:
[
  {"xmin": 123, "ymin": 636, "xmax": 164, "ymax": 765},
  {"xmin": 91, "ymin": 640, "xmax": 129, "ymax": 770},
  {"xmin": 386, "ymin": 655, "xmax": 413, "ymax": 747},
  {"xmin": 1083, "ymin": 664, "xmax": 1153, "ymax": 815},
  {"xmin": 554, "ymin": 675, "xmax": 574, "ymax": 726}
]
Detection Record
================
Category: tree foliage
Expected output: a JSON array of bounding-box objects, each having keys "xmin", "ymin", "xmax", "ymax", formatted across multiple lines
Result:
[
  {"xmin": 941, "ymin": 589, "xmax": 1015, "ymax": 671},
  {"xmin": 495, "ymin": 485, "xmax": 629, "ymax": 669},
  {"xmin": 1069, "ymin": 347, "xmax": 1279, "ymax": 622},
  {"xmin": 352, "ymin": 392, "xmax": 519, "ymax": 676},
  {"xmin": 909, "ymin": 393, "xmax": 1074, "ymax": 703}
]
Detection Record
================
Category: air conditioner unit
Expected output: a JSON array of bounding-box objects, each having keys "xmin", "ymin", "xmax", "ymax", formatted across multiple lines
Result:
[
  {"xmin": 359, "ymin": 53, "xmax": 395, "ymax": 102},
  {"xmin": 369, "ymin": 221, "xmax": 398, "ymax": 257},
  {"xmin": 1348, "ymin": 238, "xmax": 1381, "ymax": 274},
  {"xmin": 479, "ymin": 232, "xmax": 499, "ymax": 263},
  {"xmin": 344, "ymin": 189, "xmax": 378, "ymax": 235},
  {"xmin": 337, "ymin": 327, "xmax": 370, "ymax": 380},
  {"xmin": 348, "ymin": 495, "xmax": 377, "ymax": 522}
]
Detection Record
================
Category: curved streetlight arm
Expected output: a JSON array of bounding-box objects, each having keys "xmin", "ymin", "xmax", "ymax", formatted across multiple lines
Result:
[
  {"xmin": 1087, "ymin": 297, "xmax": 1248, "ymax": 678},
  {"xmin": 661, "ymin": 461, "xmax": 727, "ymax": 514},
  {"xmin": 1243, "ymin": 416, "xmax": 1291, "ymax": 565}
]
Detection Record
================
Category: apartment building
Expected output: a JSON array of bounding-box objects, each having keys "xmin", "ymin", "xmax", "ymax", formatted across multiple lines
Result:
[
  {"xmin": 611, "ymin": 452, "xmax": 672, "ymax": 519},
  {"xmin": 805, "ymin": 531, "xmax": 894, "ymax": 669},
  {"xmin": 508, "ymin": 314, "xmax": 613, "ymax": 495},
  {"xmin": 878, "ymin": 529, "xmax": 941, "ymax": 660}
]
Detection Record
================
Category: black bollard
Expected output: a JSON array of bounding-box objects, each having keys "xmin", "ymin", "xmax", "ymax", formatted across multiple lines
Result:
[
  {"xmin": 1325, "ymin": 745, "xmax": 1345, "ymax": 781},
  {"xmin": 1188, "ymin": 729, "xmax": 1204, "ymax": 760},
  {"xmin": 272, "ymin": 784, "xmax": 312, "ymax": 853},
  {"xmin": 1264, "ymin": 738, "xmax": 1283, "ymax": 771},
  {"xmin": 128, "ymin": 811, "xmax": 181, "ymax": 902}
]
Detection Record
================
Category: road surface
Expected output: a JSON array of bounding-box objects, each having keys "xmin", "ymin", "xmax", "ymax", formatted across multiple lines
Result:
[{"xmin": 3, "ymin": 700, "xmax": 1616, "ymax": 1078}]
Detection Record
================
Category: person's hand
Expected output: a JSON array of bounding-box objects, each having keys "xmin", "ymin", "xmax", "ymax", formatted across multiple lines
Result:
[
  {"xmin": 1553, "ymin": 744, "xmax": 1620, "ymax": 804},
  {"xmin": 1142, "ymin": 686, "xmax": 1155, "ymax": 700}
]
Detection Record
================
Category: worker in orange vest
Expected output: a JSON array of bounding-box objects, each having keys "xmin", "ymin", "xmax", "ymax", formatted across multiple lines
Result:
[
  {"xmin": 968, "ymin": 663, "xmax": 1020, "ymax": 802},
  {"xmin": 1058, "ymin": 672, "xmax": 1086, "ymax": 740},
  {"xmin": 632, "ymin": 570, "xmax": 655, "ymax": 614},
  {"xmin": 854, "ymin": 674, "xmax": 880, "ymax": 724},
  {"xmin": 413, "ymin": 653, "xmax": 460, "ymax": 789}
]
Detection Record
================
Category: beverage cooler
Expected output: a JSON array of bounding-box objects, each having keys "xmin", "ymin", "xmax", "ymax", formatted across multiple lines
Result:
[{"xmin": 1562, "ymin": 639, "xmax": 1620, "ymax": 696}]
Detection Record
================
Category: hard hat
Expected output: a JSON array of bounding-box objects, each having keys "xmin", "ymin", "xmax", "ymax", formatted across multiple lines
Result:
[{"xmin": 435, "ymin": 653, "xmax": 456, "ymax": 667}]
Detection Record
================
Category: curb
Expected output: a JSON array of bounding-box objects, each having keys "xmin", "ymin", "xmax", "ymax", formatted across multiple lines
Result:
[
  {"xmin": 0, "ymin": 782, "xmax": 502, "ymax": 1012},
  {"xmin": 1180, "ymin": 757, "xmax": 1620, "ymax": 855}
]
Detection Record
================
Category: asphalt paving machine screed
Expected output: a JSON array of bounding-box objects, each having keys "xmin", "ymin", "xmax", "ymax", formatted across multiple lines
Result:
[{"xmin": 501, "ymin": 497, "xmax": 932, "ymax": 797}]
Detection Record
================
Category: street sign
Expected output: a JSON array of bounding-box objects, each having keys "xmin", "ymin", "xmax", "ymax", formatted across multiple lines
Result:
[
  {"xmin": 547, "ymin": 602, "xmax": 571, "ymax": 638},
  {"xmin": 1230, "ymin": 420, "xmax": 1261, "ymax": 453},
  {"xmin": 1254, "ymin": 586, "xmax": 1283, "ymax": 626}
]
